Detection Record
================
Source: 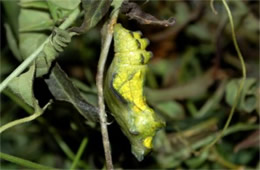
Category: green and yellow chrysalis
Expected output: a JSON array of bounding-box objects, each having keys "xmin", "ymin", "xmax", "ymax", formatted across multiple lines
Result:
[{"xmin": 104, "ymin": 24, "xmax": 165, "ymax": 161}]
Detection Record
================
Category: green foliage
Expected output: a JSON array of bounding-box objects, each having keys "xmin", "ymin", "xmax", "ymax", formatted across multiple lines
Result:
[
  {"xmin": 4, "ymin": 24, "xmax": 21, "ymax": 61},
  {"xmin": 225, "ymin": 78, "xmax": 257, "ymax": 112},
  {"xmin": 8, "ymin": 65, "xmax": 35, "ymax": 107},
  {"xmin": 19, "ymin": 9, "xmax": 54, "ymax": 32},
  {"xmin": 79, "ymin": 0, "xmax": 111, "ymax": 32},
  {"xmin": 45, "ymin": 64, "xmax": 98, "ymax": 122},
  {"xmin": 1, "ymin": 0, "xmax": 259, "ymax": 169},
  {"xmin": 155, "ymin": 101, "xmax": 185, "ymax": 120}
]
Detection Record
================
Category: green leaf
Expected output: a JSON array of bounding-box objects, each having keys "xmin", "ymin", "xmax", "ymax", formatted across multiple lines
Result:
[
  {"xmin": 82, "ymin": 0, "xmax": 111, "ymax": 28},
  {"xmin": 20, "ymin": 0, "xmax": 49, "ymax": 9},
  {"xmin": 46, "ymin": 0, "xmax": 81, "ymax": 22},
  {"xmin": 71, "ymin": 78, "xmax": 98, "ymax": 107},
  {"xmin": 225, "ymin": 78, "xmax": 257, "ymax": 113},
  {"xmin": 8, "ymin": 65, "xmax": 36, "ymax": 107},
  {"xmin": 45, "ymin": 64, "xmax": 98, "ymax": 122},
  {"xmin": 2, "ymin": 0, "xmax": 20, "ymax": 39},
  {"xmin": 47, "ymin": 0, "xmax": 81, "ymax": 10},
  {"xmin": 149, "ymin": 59, "xmax": 174, "ymax": 77},
  {"xmin": 19, "ymin": 32, "xmax": 48, "ymax": 59},
  {"xmin": 155, "ymin": 101, "xmax": 185, "ymax": 120},
  {"xmin": 19, "ymin": 8, "xmax": 54, "ymax": 32},
  {"xmin": 195, "ymin": 80, "xmax": 227, "ymax": 118},
  {"xmin": 71, "ymin": 0, "xmax": 111, "ymax": 33},
  {"xmin": 184, "ymin": 151, "xmax": 208, "ymax": 168},
  {"xmin": 4, "ymin": 23, "xmax": 21, "ymax": 61},
  {"xmin": 19, "ymin": 27, "xmax": 74, "ymax": 77},
  {"xmin": 5, "ymin": 64, "xmax": 51, "ymax": 134},
  {"xmin": 186, "ymin": 24, "xmax": 211, "ymax": 41},
  {"xmin": 18, "ymin": 3, "xmax": 51, "ymax": 60}
]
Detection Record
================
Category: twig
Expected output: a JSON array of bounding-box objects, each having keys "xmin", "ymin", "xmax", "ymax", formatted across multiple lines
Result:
[
  {"xmin": 96, "ymin": 24, "xmax": 114, "ymax": 170},
  {"xmin": 214, "ymin": 16, "xmax": 228, "ymax": 69},
  {"xmin": 96, "ymin": 1, "xmax": 124, "ymax": 169},
  {"xmin": 0, "ymin": 7, "xmax": 80, "ymax": 93},
  {"xmin": 0, "ymin": 101, "xmax": 51, "ymax": 133},
  {"xmin": 201, "ymin": 0, "xmax": 247, "ymax": 152}
]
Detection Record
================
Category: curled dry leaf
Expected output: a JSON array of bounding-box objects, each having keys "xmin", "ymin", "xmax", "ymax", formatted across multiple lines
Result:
[{"xmin": 120, "ymin": 1, "xmax": 175, "ymax": 27}]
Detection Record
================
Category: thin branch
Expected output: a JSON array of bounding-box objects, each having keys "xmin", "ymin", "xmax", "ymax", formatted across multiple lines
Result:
[
  {"xmin": 0, "ymin": 7, "xmax": 80, "ymax": 93},
  {"xmin": 201, "ymin": 0, "xmax": 247, "ymax": 152},
  {"xmin": 96, "ymin": 1, "xmax": 124, "ymax": 169},
  {"xmin": 0, "ymin": 101, "xmax": 51, "ymax": 134},
  {"xmin": 96, "ymin": 23, "xmax": 114, "ymax": 170}
]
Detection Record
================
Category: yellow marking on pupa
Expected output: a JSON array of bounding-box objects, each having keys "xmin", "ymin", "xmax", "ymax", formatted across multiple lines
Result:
[{"xmin": 143, "ymin": 137, "xmax": 153, "ymax": 149}]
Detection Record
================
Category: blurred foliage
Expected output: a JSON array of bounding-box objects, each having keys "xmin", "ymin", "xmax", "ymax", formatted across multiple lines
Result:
[{"xmin": 0, "ymin": 0, "xmax": 259, "ymax": 169}]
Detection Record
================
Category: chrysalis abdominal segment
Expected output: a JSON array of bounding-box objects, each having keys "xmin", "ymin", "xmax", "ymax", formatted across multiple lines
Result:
[{"xmin": 104, "ymin": 24, "xmax": 165, "ymax": 161}]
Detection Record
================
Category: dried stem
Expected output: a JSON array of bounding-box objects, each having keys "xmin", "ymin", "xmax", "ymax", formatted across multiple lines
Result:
[
  {"xmin": 96, "ymin": 24, "xmax": 114, "ymax": 170},
  {"xmin": 96, "ymin": 1, "xmax": 124, "ymax": 169}
]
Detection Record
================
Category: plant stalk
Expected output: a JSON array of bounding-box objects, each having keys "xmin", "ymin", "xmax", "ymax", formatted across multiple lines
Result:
[{"xmin": 96, "ymin": 1, "xmax": 124, "ymax": 169}]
